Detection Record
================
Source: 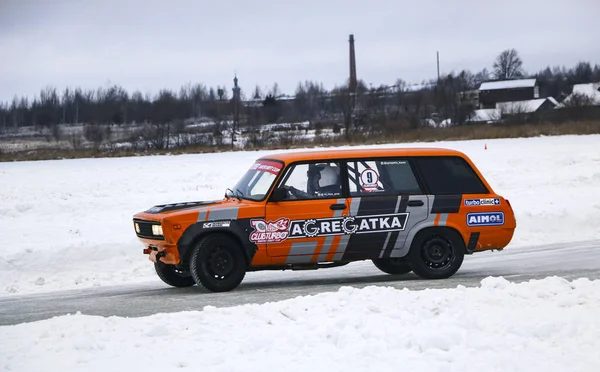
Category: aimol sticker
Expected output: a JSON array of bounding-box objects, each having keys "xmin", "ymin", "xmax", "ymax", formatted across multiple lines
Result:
[{"xmin": 467, "ymin": 212, "xmax": 505, "ymax": 226}]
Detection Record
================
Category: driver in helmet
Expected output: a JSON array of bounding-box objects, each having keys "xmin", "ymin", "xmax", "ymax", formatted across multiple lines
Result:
[{"xmin": 286, "ymin": 164, "xmax": 341, "ymax": 199}]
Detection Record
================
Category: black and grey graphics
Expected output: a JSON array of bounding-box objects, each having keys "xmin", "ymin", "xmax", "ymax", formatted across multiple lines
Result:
[
  {"xmin": 430, "ymin": 195, "xmax": 462, "ymax": 214},
  {"xmin": 337, "ymin": 194, "xmax": 429, "ymax": 261},
  {"xmin": 389, "ymin": 194, "xmax": 463, "ymax": 258},
  {"xmin": 145, "ymin": 200, "xmax": 220, "ymax": 214}
]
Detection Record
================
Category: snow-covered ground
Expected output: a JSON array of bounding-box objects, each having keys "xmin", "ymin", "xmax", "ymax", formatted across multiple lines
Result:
[
  {"xmin": 1, "ymin": 134, "xmax": 600, "ymax": 371},
  {"xmin": 1, "ymin": 134, "xmax": 600, "ymax": 296},
  {"xmin": 1, "ymin": 276, "xmax": 599, "ymax": 372}
]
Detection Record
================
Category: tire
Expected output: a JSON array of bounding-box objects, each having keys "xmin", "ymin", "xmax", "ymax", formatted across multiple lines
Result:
[
  {"xmin": 189, "ymin": 234, "xmax": 247, "ymax": 292},
  {"xmin": 372, "ymin": 258, "xmax": 412, "ymax": 275},
  {"xmin": 407, "ymin": 228, "xmax": 465, "ymax": 279},
  {"xmin": 154, "ymin": 262, "xmax": 196, "ymax": 287}
]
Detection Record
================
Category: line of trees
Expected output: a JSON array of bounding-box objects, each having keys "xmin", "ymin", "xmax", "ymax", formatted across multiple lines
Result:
[{"xmin": 1, "ymin": 49, "xmax": 599, "ymax": 136}]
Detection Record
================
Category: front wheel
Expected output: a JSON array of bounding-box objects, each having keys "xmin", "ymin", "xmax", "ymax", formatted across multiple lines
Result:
[
  {"xmin": 189, "ymin": 234, "xmax": 247, "ymax": 292},
  {"xmin": 154, "ymin": 262, "xmax": 196, "ymax": 287},
  {"xmin": 408, "ymin": 228, "xmax": 465, "ymax": 279},
  {"xmin": 372, "ymin": 258, "xmax": 412, "ymax": 275}
]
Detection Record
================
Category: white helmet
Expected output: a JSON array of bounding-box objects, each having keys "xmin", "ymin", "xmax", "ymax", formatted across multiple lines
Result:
[{"xmin": 318, "ymin": 165, "xmax": 339, "ymax": 188}]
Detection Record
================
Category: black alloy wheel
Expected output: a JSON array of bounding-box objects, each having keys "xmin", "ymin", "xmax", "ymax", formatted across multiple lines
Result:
[
  {"xmin": 154, "ymin": 262, "xmax": 196, "ymax": 287},
  {"xmin": 189, "ymin": 234, "xmax": 247, "ymax": 292},
  {"xmin": 408, "ymin": 228, "xmax": 465, "ymax": 279}
]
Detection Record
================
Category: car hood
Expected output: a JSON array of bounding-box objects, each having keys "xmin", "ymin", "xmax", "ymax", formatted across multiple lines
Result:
[
  {"xmin": 143, "ymin": 200, "xmax": 222, "ymax": 214},
  {"xmin": 133, "ymin": 198, "xmax": 262, "ymax": 223}
]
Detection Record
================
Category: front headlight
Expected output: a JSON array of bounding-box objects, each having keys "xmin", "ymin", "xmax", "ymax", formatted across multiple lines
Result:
[
  {"xmin": 134, "ymin": 222, "xmax": 140, "ymax": 233},
  {"xmin": 152, "ymin": 224, "xmax": 163, "ymax": 236}
]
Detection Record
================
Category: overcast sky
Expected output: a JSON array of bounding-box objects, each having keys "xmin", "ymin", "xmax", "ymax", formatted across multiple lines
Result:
[{"xmin": 1, "ymin": 0, "xmax": 599, "ymax": 103}]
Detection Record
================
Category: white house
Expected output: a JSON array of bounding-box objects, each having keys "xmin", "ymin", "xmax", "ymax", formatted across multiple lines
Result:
[{"xmin": 556, "ymin": 83, "xmax": 600, "ymax": 108}]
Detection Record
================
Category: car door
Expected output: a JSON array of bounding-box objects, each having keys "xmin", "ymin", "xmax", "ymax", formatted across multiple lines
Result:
[
  {"xmin": 335, "ymin": 157, "xmax": 429, "ymax": 261},
  {"xmin": 264, "ymin": 161, "xmax": 348, "ymax": 264}
]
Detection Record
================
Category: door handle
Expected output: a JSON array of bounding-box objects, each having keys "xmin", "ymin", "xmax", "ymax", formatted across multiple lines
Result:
[
  {"xmin": 407, "ymin": 200, "xmax": 424, "ymax": 207},
  {"xmin": 330, "ymin": 203, "xmax": 347, "ymax": 210}
]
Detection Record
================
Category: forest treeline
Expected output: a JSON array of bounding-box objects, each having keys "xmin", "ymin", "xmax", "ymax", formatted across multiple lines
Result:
[{"xmin": 1, "ymin": 49, "xmax": 599, "ymax": 133}]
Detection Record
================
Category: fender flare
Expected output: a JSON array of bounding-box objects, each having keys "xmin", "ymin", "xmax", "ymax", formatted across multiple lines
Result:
[
  {"xmin": 177, "ymin": 219, "xmax": 258, "ymax": 265},
  {"xmin": 389, "ymin": 221, "xmax": 466, "ymax": 258}
]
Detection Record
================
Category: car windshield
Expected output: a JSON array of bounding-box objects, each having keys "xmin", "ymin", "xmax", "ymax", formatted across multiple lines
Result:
[{"xmin": 229, "ymin": 160, "xmax": 283, "ymax": 201}]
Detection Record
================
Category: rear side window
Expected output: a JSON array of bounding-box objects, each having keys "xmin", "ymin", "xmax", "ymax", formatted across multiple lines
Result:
[
  {"xmin": 345, "ymin": 158, "xmax": 422, "ymax": 196},
  {"xmin": 415, "ymin": 156, "xmax": 488, "ymax": 195}
]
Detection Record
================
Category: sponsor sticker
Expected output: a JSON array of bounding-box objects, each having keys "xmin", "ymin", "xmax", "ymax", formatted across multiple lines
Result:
[
  {"xmin": 249, "ymin": 217, "xmax": 291, "ymax": 243},
  {"xmin": 467, "ymin": 212, "xmax": 505, "ymax": 226},
  {"xmin": 464, "ymin": 198, "xmax": 501, "ymax": 207},
  {"xmin": 290, "ymin": 213, "xmax": 408, "ymax": 238},
  {"xmin": 249, "ymin": 213, "xmax": 409, "ymax": 243},
  {"xmin": 203, "ymin": 221, "xmax": 231, "ymax": 228},
  {"xmin": 250, "ymin": 160, "xmax": 282, "ymax": 175},
  {"xmin": 380, "ymin": 160, "xmax": 407, "ymax": 165}
]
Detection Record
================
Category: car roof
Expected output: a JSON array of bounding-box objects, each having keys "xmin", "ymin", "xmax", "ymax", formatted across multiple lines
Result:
[{"xmin": 259, "ymin": 147, "xmax": 466, "ymax": 164}]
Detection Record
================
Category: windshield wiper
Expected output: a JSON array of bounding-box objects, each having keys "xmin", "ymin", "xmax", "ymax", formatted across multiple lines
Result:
[
  {"xmin": 225, "ymin": 188, "xmax": 234, "ymax": 199},
  {"xmin": 234, "ymin": 188, "xmax": 245, "ymax": 199}
]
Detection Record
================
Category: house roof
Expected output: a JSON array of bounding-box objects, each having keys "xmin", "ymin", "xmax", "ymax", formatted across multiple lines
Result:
[
  {"xmin": 479, "ymin": 79, "xmax": 537, "ymax": 91},
  {"xmin": 556, "ymin": 82, "xmax": 600, "ymax": 108},
  {"xmin": 496, "ymin": 98, "xmax": 556, "ymax": 114},
  {"xmin": 572, "ymin": 83, "xmax": 600, "ymax": 103}
]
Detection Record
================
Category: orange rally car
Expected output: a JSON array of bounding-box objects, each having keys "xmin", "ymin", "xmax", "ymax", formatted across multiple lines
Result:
[{"xmin": 132, "ymin": 147, "xmax": 516, "ymax": 292}]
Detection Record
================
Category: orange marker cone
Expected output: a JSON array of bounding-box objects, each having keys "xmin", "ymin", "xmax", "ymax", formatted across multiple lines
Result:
[{"xmin": 484, "ymin": 143, "xmax": 487, "ymax": 150}]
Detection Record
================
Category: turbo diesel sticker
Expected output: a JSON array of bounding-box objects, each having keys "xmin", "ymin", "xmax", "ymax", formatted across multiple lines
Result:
[
  {"xmin": 249, "ymin": 213, "xmax": 409, "ymax": 243},
  {"xmin": 467, "ymin": 212, "xmax": 505, "ymax": 226},
  {"xmin": 249, "ymin": 218, "xmax": 291, "ymax": 243},
  {"xmin": 464, "ymin": 198, "xmax": 500, "ymax": 207}
]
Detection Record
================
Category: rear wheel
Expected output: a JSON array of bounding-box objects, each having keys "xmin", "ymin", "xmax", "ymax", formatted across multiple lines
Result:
[
  {"xmin": 189, "ymin": 234, "xmax": 247, "ymax": 292},
  {"xmin": 408, "ymin": 228, "xmax": 465, "ymax": 279},
  {"xmin": 372, "ymin": 258, "xmax": 412, "ymax": 275},
  {"xmin": 154, "ymin": 262, "xmax": 195, "ymax": 287}
]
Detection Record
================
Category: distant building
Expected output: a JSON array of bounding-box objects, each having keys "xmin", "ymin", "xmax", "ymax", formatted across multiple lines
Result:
[
  {"xmin": 556, "ymin": 82, "xmax": 600, "ymax": 108},
  {"xmin": 496, "ymin": 97, "xmax": 558, "ymax": 115},
  {"xmin": 232, "ymin": 75, "xmax": 241, "ymax": 131},
  {"xmin": 467, "ymin": 97, "xmax": 558, "ymax": 124},
  {"xmin": 478, "ymin": 79, "xmax": 539, "ymax": 109},
  {"xmin": 459, "ymin": 89, "xmax": 479, "ymax": 108}
]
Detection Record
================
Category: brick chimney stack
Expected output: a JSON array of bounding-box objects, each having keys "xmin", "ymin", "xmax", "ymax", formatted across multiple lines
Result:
[{"xmin": 349, "ymin": 34, "xmax": 357, "ymax": 93}]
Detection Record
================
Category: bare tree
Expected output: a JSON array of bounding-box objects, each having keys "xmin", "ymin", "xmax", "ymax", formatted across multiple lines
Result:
[
  {"xmin": 270, "ymin": 82, "xmax": 281, "ymax": 98},
  {"xmin": 474, "ymin": 68, "xmax": 490, "ymax": 86},
  {"xmin": 493, "ymin": 49, "xmax": 525, "ymax": 80},
  {"xmin": 393, "ymin": 79, "xmax": 408, "ymax": 117},
  {"xmin": 562, "ymin": 92, "xmax": 595, "ymax": 108},
  {"xmin": 331, "ymin": 85, "xmax": 353, "ymax": 139},
  {"xmin": 84, "ymin": 123, "xmax": 106, "ymax": 147}
]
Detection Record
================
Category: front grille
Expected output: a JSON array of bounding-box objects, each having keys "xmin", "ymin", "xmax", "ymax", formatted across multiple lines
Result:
[{"xmin": 133, "ymin": 219, "xmax": 165, "ymax": 240}]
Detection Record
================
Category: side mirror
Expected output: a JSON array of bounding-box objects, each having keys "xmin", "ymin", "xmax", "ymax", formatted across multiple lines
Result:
[{"xmin": 269, "ymin": 187, "xmax": 287, "ymax": 202}]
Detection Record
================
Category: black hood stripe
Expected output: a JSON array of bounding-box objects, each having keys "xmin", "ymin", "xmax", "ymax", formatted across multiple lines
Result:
[{"xmin": 145, "ymin": 200, "xmax": 221, "ymax": 214}]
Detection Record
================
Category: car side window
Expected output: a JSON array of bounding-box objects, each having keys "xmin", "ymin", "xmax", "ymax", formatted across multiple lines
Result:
[
  {"xmin": 415, "ymin": 156, "xmax": 488, "ymax": 194},
  {"xmin": 346, "ymin": 158, "xmax": 422, "ymax": 196},
  {"xmin": 279, "ymin": 162, "xmax": 342, "ymax": 200}
]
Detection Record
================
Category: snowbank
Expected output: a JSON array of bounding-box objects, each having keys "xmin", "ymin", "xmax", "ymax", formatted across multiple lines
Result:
[
  {"xmin": 1, "ymin": 134, "xmax": 599, "ymax": 295},
  {"xmin": 1, "ymin": 276, "xmax": 599, "ymax": 372}
]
